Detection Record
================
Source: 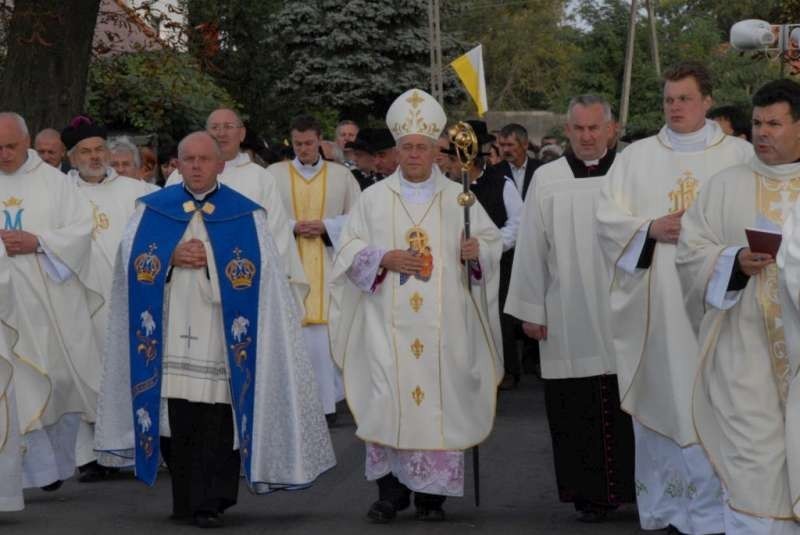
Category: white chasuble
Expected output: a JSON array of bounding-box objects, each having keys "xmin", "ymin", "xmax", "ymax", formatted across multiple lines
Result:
[
  {"xmin": 168, "ymin": 153, "xmax": 309, "ymax": 308},
  {"xmin": 70, "ymin": 169, "xmax": 158, "ymax": 345},
  {"xmin": 329, "ymin": 170, "xmax": 503, "ymax": 450},
  {"xmin": 677, "ymin": 158, "xmax": 799, "ymax": 521},
  {"xmin": 596, "ymin": 127, "xmax": 752, "ymax": 446},
  {"xmin": 0, "ymin": 242, "xmax": 22, "ymax": 511},
  {"xmin": 161, "ymin": 212, "xmax": 230, "ymax": 406},
  {"xmin": 506, "ymin": 156, "xmax": 616, "ymax": 379},
  {"xmin": 0, "ymin": 150, "xmax": 102, "ymax": 435}
]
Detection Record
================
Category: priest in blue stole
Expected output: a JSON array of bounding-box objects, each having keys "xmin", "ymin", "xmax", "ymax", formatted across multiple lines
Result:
[{"xmin": 94, "ymin": 132, "xmax": 336, "ymax": 528}]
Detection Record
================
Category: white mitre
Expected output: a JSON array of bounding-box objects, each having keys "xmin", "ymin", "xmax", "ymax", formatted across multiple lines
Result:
[{"xmin": 386, "ymin": 88, "xmax": 447, "ymax": 141}]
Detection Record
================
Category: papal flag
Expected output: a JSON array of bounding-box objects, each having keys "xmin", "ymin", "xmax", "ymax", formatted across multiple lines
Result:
[{"xmin": 450, "ymin": 44, "xmax": 488, "ymax": 117}]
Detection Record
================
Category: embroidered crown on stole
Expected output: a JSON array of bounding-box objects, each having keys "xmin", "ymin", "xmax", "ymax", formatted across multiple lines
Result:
[
  {"xmin": 134, "ymin": 243, "xmax": 162, "ymax": 284},
  {"xmin": 225, "ymin": 247, "xmax": 256, "ymax": 290}
]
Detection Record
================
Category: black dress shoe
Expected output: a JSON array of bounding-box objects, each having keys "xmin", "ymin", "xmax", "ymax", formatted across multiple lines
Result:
[
  {"xmin": 325, "ymin": 413, "xmax": 338, "ymax": 426},
  {"xmin": 194, "ymin": 511, "xmax": 223, "ymax": 528},
  {"xmin": 577, "ymin": 508, "xmax": 608, "ymax": 523},
  {"xmin": 78, "ymin": 461, "xmax": 109, "ymax": 483},
  {"xmin": 367, "ymin": 499, "xmax": 399, "ymax": 523},
  {"xmin": 415, "ymin": 506, "xmax": 446, "ymax": 521},
  {"xmin": 40, "ymin": 480, "xmax": 63, "ymax": 492},
  {"xmin": 665, "ymin": 526, "xmax": 687, "ymax": 535}
]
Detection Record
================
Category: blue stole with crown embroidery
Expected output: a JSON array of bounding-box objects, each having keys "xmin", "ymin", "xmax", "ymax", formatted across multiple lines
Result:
[{"xmin": 128, "ymin": 184, "xmax": 261, "ymax": 486}]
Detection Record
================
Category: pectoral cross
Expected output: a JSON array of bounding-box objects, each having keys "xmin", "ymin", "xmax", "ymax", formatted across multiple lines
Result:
[
  {"xmin": 180, "ymin": 326, "xmax": 198, "ymax": 348},
  {"xmin": 770, "ymin": 190, "xmax": 794, "ymax": 221}
]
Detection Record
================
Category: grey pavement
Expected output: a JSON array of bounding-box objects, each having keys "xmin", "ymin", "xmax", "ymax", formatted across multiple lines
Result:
[{"xmin": 0, "ymin": 378, "xmax": 643, "ymax": 534}]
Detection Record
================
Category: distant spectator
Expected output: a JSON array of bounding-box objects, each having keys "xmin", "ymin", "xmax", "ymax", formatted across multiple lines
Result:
[
  {"xmin": 335, "ymin": 120, "xmax": 359, "ymax": 149},
  {"xmin": 540, "ymin": 144, "xmax": 563, "ymax": 163},
  {"xmin": 157, "ymin": 142, "xmax": 178, "ymax": 184},
  {"xmin": 139, "ymin": 146, "xmax": 157, "ymax": 184},
  {"xmin": 708, "ymin": 105, "xmax": 751, "ymax": 141},
  {"xmin": 34, "ymin": 128, "xmax": 67, "ymax": 171},
  {"xmin": 107, "ymin": 135, "xmax": 141, "ymax": 179}
]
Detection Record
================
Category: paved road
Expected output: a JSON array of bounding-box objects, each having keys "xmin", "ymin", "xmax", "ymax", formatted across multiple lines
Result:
[{"xmin": 0, "ymin": 378, "xmax": 643, "ymax": 534}]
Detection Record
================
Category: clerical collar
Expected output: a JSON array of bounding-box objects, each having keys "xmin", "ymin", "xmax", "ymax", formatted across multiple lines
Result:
[
  {"xmin": 751, "ymin": 156, "xmax": 800, "ymax": 180},
  {"xmin": 665, "ymin": 120, "xmax": 718, "ymax": 153},
  {"xmin": 292, "ymin": 156, "xmax": 324, "ymax": 180},
  {"xmin": 183, "ymin": 182, "xmax": 220, "ymax": 201},
  {"xmin": 399, "ymin": 172, "xmax": 436, "ymax": 205},
  {"xmin": 225, "ymin": 151, "xmax": 251, "ymax": 171},
  {"xmin": 564, "ymin": 147, "xmax": 616, "ymax": 178}
]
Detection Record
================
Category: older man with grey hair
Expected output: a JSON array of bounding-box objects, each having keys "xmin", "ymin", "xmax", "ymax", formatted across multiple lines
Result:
[
  {"xmin": 506, "ymin": 94, "xmax": 635, "ymax": 523},
  {"xmin": 61, "ymin": 116, "xmax": 158, "ymax": 483},
  {"xmin": 0, "ymin": 112, "xmax": 101, "ymax": 500},
  {"xmin": 108, "ymin": 135, "xmax": 142, "ymax": 179}
]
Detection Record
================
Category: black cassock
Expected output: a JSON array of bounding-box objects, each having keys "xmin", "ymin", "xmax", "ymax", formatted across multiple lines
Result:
[
  {"xmin": 542, "ymin": 148, "xmax": 635, "ymax": 512},
  {"xmin": 161, "ymin": 399, "xmax": 241, "ymax": 518}
]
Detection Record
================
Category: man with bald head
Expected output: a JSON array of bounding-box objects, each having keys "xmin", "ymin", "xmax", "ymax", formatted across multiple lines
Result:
[
  {"xmin": 95, "ymin": 131, "xmax": 335, "ymax": 527},
  {"xmin": 166, "ymin": 108, "xmax": 307, "ymax": 304},
  {"xmin": 0, "ymin": 112, "xmax": 101, "ymax": 500},
  {"xmin": 33, "ymin": 128, "xmax": 67, "ymax": 171}
]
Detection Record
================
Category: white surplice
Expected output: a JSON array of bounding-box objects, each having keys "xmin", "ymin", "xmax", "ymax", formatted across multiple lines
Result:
[
  {"xmin": 505, "ymin": 156, "xmax": 616, "ymax": 379},
  {"xmin": 595, "ymin": 122, "xmax": 752, "ymax": 533},
  {"xmin": 677, "ymin": 157, "xmax": 800, "ymax": 533}
]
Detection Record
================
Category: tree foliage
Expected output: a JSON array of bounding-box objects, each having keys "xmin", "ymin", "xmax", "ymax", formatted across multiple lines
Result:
[{"xmin": 85, "ymin": 50, "xmax": 237, "ymax": 145}]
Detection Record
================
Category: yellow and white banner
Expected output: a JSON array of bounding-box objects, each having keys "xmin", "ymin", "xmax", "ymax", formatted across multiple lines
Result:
[{"xmin": 450, "ymin": 44, "xmax": 488, "ymax": 117}]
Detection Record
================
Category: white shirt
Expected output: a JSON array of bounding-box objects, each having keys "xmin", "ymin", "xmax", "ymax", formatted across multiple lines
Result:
[{"xmin": 509, "ymin": 158, "xmax": 529, "ymax": 193}]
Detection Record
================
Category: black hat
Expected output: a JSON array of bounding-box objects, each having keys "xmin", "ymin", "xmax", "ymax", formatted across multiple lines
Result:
[
  {"xmin": 61, "ymin": 115, "xmax": 107, "ymax": 151},
  {"xmin": 465, "ymin": 120, "xmax": 495, "ymax": 146},
  {"xmin": 371, "ymin": 128, "xmax": 396, "ymax": 152},
  {"xmin": 345, "ymin": 128, "xmax": 376, "ymax": 154}
]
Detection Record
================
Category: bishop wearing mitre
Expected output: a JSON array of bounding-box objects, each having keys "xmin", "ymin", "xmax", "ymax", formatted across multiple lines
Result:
[{"xmin": 329, "ymin": 89, "xmax": 503, "ymax": 523}]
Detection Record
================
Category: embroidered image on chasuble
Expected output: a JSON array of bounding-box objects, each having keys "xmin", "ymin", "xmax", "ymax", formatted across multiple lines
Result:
[
  {"xmin": 755, "ymin": 174, "xmax": 800, "ymax": 402},
  {"xmin": 290, "ymin": 163, "xmax": 328, "ymax": 324},
  {"xmin": 392, "ymin": 194, "xmax": 443, "ymax": 441}
]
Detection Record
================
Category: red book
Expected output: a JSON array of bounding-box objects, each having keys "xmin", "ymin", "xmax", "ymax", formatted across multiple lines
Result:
[{"xmin": 745, "ymin": 227, "xmax": 782, "ymax": 257}]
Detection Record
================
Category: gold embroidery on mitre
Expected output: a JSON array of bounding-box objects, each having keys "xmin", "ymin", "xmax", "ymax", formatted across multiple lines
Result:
[
  {"xmin": 412, "ymin": 385, "xmax": 425, "ymax": 406},
  {"xmin": 225, "ymin": 247, "xmax": 256, "ymax": 290},
  {"xmin": 390, "ymin": 90, "xmax": 441, "ymax": 139},
  {"xmin": 668, "ymin": 172, "xmax": 699, "ymax": 213},
  {"xmin": 134, "ymin": 243, "xmax": 161, "ymax": 284},
  {"xmin": 410, "ymin": 292, "xmax": 423, "ymax": 312},
  {"xmin": 201, "ymin": 202, "xmax": 215, "ymax": 215},
  {"xmin": 2, "ymin": 196, "xmax": 22, "ymax": 208},
  {"xmin": 411, "ymin": 338, "xmax": 424, "ymax": 359},
  {"xmin": 182, "ymin": 200, "xmax": 196, "ymax": 213},
  {"xmin": 90, "ymin": 201, "xmax": 109, "ymax": 238}
]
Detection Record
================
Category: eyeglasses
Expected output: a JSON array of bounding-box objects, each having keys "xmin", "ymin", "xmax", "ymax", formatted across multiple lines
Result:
[{"xmin": 207, "ymin": 123, "xmax": 243, "ymax": 132}]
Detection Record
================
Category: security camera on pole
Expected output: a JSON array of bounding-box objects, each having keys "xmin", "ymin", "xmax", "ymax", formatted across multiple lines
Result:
[{"xmin": 730, "ymin": 19, "xmax": 800, "ymax": 76}]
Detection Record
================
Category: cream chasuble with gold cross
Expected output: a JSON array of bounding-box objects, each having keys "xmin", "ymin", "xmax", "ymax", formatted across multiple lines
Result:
[
  {"xmin": 595, "ymin": 126, "xmax": 752, "ymax": 447},
  {"xmin": 677, "ymin": 157, "xmax": 800, "ymax": 521},
  {"xmin": 329, "ymin": 168, "xmax": 503, "ymax": 450}
]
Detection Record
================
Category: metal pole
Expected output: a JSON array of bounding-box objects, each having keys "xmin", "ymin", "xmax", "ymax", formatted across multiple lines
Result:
[
  {"xmin": 646, "ymin": 0, "xmax": 661, "ymax": 78},
  {"xmin": 619, "ymin": 0, "xmax": 638, "ymax": 137},
  {"xmin": 428, "ymin": 0, "xmax": 436, "ymax": 96},
  {"xmin": 432, "ymin": 0, "xmax": 444, "ymax": 104}
]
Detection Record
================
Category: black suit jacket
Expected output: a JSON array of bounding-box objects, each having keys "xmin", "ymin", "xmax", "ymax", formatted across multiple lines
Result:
[{"xmin": 488, "ymin": 158, "xmax": 540, "ymax": 199}]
